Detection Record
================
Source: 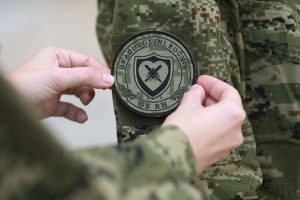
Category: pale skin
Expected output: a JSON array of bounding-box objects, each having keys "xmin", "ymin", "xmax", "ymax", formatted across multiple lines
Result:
[
  {"xmin": 163, "ymin": 76, "xmax": 245, "ymax": 173},
  {"xmin": 7, "ymin": 46, "xmax": 244, "ymax": 173},
  {"xmin": 7, "ymin": 47, "xmax": 114, "ymax": 123}
]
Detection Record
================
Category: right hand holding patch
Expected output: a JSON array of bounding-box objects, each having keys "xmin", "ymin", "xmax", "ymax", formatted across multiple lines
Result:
[{"xmin": 163, "ymin": 75, "xmax": 245, "ymax": 173}]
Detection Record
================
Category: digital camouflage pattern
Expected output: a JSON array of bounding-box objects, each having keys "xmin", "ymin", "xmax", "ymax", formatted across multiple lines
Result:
[
  {"xmin": 238, "ymin": 0, "xmax": 300, "ymax": 199},
  {"xmin": 0, "ymin": 73, "xmax": 204, "ymax": 199},
  {"xmin": 97, "ymin": 0, "xmax": 300, "ymax": 199},
  {"xmin": 97, "ymin": 0, "xmax": 262, "ymax": 199}
]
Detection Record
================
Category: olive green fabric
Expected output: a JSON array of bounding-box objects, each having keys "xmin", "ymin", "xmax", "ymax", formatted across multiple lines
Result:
[
  {"xmin": 97, "ymin": 0, "xmax": 300, "ymax": 199},
  {"xmin": 0, "ymin": 73, "xmax": 203, "ymax": 199},
  {"xmin": 97, "ymin": 0, "xmax": 262, "ymax": 199},
  {"xmin": 238, "ymin": 0, "xmax": 300, "ymax": 199}
]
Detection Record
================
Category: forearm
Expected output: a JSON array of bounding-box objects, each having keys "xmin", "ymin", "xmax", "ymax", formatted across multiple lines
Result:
[
  {"xmin": 77, "ymin": 126, "xmax": 197, "ymax": 181},
  {"xmin": 75, "ymin": 126, "xmax": 200, "ymax": 199}
]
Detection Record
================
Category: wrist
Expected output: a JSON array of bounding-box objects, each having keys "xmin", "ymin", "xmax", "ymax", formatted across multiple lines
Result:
[{"xmin": 146, "ymin": 125, "xmax": 198, "ymax": 179}]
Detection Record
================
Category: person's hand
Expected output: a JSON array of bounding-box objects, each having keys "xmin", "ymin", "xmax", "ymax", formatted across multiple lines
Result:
[
  {"xmin": 7, "ymin": 47, "xmax": 114, "ymax": 123},
  {"xmin": 163, "ymin": 75, "xmax": 245, "ymax": 173}
]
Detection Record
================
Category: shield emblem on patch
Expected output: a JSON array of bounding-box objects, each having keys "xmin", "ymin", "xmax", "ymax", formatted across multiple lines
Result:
[{"xmin": 134, "ymin": 53, "xmax": 173, "ymax": 99}]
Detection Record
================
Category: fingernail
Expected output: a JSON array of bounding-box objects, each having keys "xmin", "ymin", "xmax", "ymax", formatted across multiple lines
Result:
[
  {"xmin": 80, "ymin": 115, "xmax": 88, "ymax": 123},
  {"xmin": 103, "ymin": 73, "xmax": 115, "ymax": 85},
  {"xmin": 77, "ymin": 111, "xmax": 88, "ymax": 124}
]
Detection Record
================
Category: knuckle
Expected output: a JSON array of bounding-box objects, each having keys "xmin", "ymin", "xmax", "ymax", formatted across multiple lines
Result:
[
  {"xmin": 232, "ymin": 132, "xmax": 244, "ymax": 148},
  {"xmin": 228, "ymin": 86, "xmax": 240, "ymax": 96},
  {"xmin": 232, "ymin": 87, "xmax": 240, "ymax": 95},
  {"xmin": 83, "ymin": 56, "xmax": 92, "ymax": 67},
  {"xmin": 236, "ymin": 133, "xmax": 244, "ymax": 147},
  {"xmin": 84, "ymin": 67, "xmax": 102, "ymax": 86},
  {"xmin": 229, "ymin": 106, "xmax": 246, "ymax": 123},
  {"xmin": 50, "ymin": 68, "xmax": 63, "ymax": 89},
  {"xmin": 83, "ymin": 67, "xmax": 95, "ymax": 79},
  {"xmin": 237, "ymin": 108, "xmax": 246, "ymax": 121}
]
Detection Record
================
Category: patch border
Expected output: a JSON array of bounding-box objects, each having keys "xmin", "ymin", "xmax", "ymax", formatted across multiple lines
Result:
[{"xmin": 112, "ymin": 30, "xmax": 196, "ymax": 117}]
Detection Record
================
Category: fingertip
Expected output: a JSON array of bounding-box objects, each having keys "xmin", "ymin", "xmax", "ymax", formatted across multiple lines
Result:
[
  {"xmin": 88, "ymin": 56, "xmax": 111, "ymax": 73},
  {"xmin": 189, "ymin": 84, "xmax": 200, "ymax": 91},
  {"xmin": 102, "ymin": 73, "xmax": 115, "ymax": 87},
  {"xmin": 80, "ymin": 90, "xmax": 95, "ymax": 105},
  {"xmin": 76, "ymin": 110, "xmax": 88, "ymax": 123},
  {"xmin": 197, "ymin": 75, "xmax": 238, "ymax": 102},
  {"xmin": 190, "ymin": 84, "xmax": 205, "ymax": 98},
  {"xmin": 197, "ymin": 75, "xmax": 211, "ymax": 84},
  {"xmin": 181, "ymin": 84, "xmax": 205, "ymax": 106},
  {"xmin": 197, "ymin": 75, "xmax": 221, "ymax": 92}
]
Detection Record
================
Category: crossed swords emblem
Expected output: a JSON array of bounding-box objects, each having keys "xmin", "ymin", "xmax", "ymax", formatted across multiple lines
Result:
[{"xmin": 144, "ymin": 64, "xmax": 162, "ymax": 83}]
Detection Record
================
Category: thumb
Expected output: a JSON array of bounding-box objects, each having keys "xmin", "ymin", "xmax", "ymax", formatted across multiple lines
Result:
[
  {"xmin": 55, "ymin": 67, "xmax": 115, "ymax": 91},
  {"xmin": 180, "ymin": 84, "xmax": 205, "ymax": 108}
]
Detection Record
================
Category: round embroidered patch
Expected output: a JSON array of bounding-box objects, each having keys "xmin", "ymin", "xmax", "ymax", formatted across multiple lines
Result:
[{"xmin": 113, "ymin": 31, "xmax": 195, "ymax": 117}]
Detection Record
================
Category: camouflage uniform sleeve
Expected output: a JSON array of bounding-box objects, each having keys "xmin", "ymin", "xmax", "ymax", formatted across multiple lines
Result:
[
  {"xmin": 238, "ymin": 0, "xmax": 300, "ymax": 199},
  {"xmin": 96, "ymin": 0, "xmax": 262, "ymax": 199},
  {"xmin": 96, "ymin": 0, "xmax": 115, "ymax": 65},
  {"xmin": 75, "ymin": 126, "xmax": 202, "ymax": 200},
  {"xmin": 0, "ymin": 74, "xmax": 202, "ymax": 199}
]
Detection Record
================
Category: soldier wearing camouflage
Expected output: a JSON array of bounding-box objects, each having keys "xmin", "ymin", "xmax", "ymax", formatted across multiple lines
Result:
[
  {"xmin": 0, "ymin": 73, "xmax": 204, "ymax": 199},
  {"xmin": 97, "ymin": 0, "xmax": 263, "ymax": 199}
]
